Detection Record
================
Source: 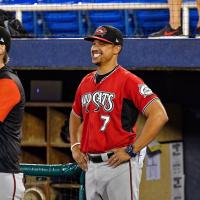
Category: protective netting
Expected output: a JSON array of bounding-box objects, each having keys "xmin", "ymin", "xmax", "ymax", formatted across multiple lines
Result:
[{"xmin": 0, "ymin": 0, "xmax": 198, "ymax": 37}]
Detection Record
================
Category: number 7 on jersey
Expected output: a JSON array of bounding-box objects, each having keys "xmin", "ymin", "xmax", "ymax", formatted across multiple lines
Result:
[{"xmin": 100, "ymin": 115, "xmax": 110, "ymax": 131}]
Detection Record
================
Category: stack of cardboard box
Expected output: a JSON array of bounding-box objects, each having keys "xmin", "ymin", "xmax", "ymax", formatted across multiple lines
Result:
[{"xmin": 138, "ymin": 104, "xmax": 184, "ymax": 200}]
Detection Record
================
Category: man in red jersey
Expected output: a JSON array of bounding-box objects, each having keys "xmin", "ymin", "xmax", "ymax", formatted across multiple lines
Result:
[
  {"xmin": 0, "ymin": 26, "xmax": 25, "ymax": 199},
  {"xmin": 69, "ymin": 25, "xmax": 168, "ymax": 200}
]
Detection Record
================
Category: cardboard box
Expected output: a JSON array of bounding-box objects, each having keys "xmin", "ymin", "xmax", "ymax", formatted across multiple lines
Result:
[{"xmin": 139, "ymin": 142, "xmax": 184, "ymax": 200}]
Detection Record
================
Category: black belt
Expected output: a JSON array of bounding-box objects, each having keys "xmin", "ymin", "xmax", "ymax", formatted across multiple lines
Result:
[{"xmin": 88, "ymin": 152, "xmax": 114, "ymax": 163}]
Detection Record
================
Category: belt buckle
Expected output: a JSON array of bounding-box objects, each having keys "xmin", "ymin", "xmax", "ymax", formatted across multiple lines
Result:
[{"xmin": 101, "ymin": 153, "xmax": 110, "ymax": 162}]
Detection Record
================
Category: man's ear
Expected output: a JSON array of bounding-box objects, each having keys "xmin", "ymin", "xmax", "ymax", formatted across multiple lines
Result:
[{"xmin": 113, "ymin": 45, "xmax": 122, "ymax": 55}]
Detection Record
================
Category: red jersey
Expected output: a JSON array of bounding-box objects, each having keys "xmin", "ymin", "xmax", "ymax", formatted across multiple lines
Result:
[{"xmin": 72, "ymin": 66, "xmax": 158, "ymax": 153}]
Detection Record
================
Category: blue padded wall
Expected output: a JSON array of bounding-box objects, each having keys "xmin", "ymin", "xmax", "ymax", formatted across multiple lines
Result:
[{"xmin": 9, "ymin": 38, "xmax": 200, "ymax": 69}]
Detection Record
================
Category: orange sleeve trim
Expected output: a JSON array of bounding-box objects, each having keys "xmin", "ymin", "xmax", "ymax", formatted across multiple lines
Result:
[{"xmin": 0, "ymin": 78, "xmax": 21, "ymax": 122}]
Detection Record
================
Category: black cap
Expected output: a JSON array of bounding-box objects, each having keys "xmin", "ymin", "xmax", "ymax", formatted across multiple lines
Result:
[
  {"xmin": 84, "ymin": 25, "xmax": 123, "ymax": 46},
  {"xmin": 0, "ymin": 26, "xmax": 11, "ymax": 52}
]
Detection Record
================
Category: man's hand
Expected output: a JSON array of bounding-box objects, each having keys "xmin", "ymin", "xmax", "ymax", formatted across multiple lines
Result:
[
  {"xmin": 71, "ymin": 145, "xmax": 88, "ymax": 171},
  {"xmin": 107, "ymin": 147, "xmax": 131, "ymax": 168}
]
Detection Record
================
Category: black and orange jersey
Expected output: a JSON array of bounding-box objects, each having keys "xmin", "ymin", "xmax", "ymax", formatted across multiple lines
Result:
[{"xmin": 0, "ymin": 66, "xmax": 25, "ymax": 173}]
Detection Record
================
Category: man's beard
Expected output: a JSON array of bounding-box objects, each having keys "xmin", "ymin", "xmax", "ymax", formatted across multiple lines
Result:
[
  {"xmin": 95, "ymin": 62, "xmax": 101, "ymax": 66},
  {"xmin": 92, "ymin": 59, "xmax": 101, "ymax": 66}
]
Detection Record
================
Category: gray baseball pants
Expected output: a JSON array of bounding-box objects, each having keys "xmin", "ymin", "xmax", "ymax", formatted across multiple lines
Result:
[
  {"xmin": 0, "ymin": 172, "xmax": 25, "ymax": 200},
  {"xmin": 86, "ymin": 148, "xmax": 146, "ymax": 200}
]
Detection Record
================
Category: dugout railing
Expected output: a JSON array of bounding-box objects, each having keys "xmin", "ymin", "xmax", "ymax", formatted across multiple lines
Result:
[
  {"xmin": 0, "ymin": 2, "xmax": 198, "ymax": 36},
  {"xmin": 20, "ymin": 163, "xmax": 85, "ymax": 200}
]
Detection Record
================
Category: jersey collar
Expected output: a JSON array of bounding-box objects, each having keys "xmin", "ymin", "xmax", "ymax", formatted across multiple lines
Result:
[{"xmin": 94, "ymin": 65, "xmax": 120, "ymax": 84}]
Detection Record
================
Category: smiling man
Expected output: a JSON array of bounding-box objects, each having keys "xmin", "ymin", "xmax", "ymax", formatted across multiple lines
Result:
[{"xmin": 69, "ymin": 25, "xmax": 168, "ymax": 200}]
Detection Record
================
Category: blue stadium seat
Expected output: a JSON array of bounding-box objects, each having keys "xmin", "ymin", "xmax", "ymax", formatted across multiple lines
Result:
[
  {"xmin": 131, "ymin": 0, "xmax": 169, "ymax": 36},
  {"xmin": 42, "ymin": 11, "xmax": 86, "ymax": 37},
  {"xmin": 81, "ymin": 0, "xmax": 132, "ymax": 2},
  {"xmin": 133, "ymin": 0, "xmax": 198, "ymax": 36},
  {"xmin": 22, "ymin": 12, "xmax": 43, "ymax": 36},
  {"xmin": 186, "ymin": 0, "xmax": 198, "ymax": 35},
  {"xmin": 134, "ymin": 9, "xmax": 169, "ymax": 36},
  {"xmin": 22, "ymin": 12, "xmax": 35, "ymax": 33},
  {"xmin": 81, "ymin": 0, "xmax": 133, "ymax": 2},
  {"xmin": 189, "ymin": 9, "xmax": 198, "ymax": 36},
  {"xmin": 39, "ymin": 0, "xmax": 86, "ymax": 37},
  {"xmin": 2, "ymin": 0, "xmax": 36, "ymax": 4},
  {"xmin": 82, "ymin": 0, "xmax": 134, "ymax": 36},
  {"xmin": 85, "ymin": 10, "xmax": 135, "ymax": 36},
  {"xmin": 38, "ymin": 0, "xmax": 79, "ymax": 3}
]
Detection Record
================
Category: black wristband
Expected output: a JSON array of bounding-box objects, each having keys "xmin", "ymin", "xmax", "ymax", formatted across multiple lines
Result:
[{"xmin": 125, "ymin": 144, "xmax": 137, "ymax": 158}]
